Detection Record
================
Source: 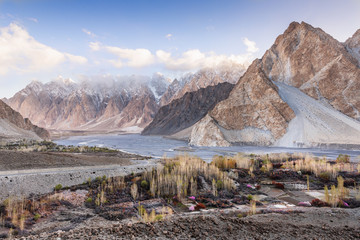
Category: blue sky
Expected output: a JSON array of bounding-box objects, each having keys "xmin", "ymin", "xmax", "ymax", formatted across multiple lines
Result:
[{"xmin": 0, "ymin": 0, "xmax": 359, "ymax": 97}]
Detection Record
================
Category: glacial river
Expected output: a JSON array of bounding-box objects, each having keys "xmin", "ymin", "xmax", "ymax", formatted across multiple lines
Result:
[{"xmin": 55, "ymin": 134, "xmax": 360, "ymax": 162}]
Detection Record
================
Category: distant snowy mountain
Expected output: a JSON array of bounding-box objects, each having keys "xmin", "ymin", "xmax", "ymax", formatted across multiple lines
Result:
[
  {"xmin": 6, "ymin": 75, "xmax": 170, "ymax": 132},
  {"xmin": 6, "ymin": 64, "xmax": 244, "ymax": 133},
  {"xmin": 159, "ymin": 63, "xmax": 246, "ymax": 106}
]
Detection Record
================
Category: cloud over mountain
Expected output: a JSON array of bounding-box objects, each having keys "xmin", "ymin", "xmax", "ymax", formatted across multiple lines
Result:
[{"xmin": 90, "ymin": 38, "xmax": 259, "ymax": 71}]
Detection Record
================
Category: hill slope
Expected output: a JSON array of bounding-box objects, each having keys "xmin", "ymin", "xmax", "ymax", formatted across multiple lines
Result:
[
  {"xmin": 190, "ymin": 22, "xmax": 360, "ymax": 147},
  {"xmin": 0, "ymin": 100, "xmax": 49, "ymax": 142},
  {"xmin": 142, "ymin": 82, "xmax": 234, "ymax": 137}
]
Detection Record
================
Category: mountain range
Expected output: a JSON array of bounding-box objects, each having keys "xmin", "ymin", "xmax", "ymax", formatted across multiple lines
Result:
[
  {"xmin": 147, "ymin": 21, "xmax": 360, "ymax": 148},
  {"xmin": 2, "ymin": 21, "xmax": 360, "ymax": 149},
  {"xmin": 3, "ymin": 66, "xmax": 245, "ymax": 134}
]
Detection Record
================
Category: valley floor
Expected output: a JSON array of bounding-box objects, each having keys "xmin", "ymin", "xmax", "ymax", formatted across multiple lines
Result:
[{"xmin": 1, "ymin": 149, "xmax": 359, "ymax": 239}]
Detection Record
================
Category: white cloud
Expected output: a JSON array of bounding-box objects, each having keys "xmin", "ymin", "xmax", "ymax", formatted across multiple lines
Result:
[
  {"xmin": 105, "ymin": 47, "xmax": 155, "ymax": 68},
  {"xmin": 89, "ymin": 41, "xmax": 101, "ymax": 51},
  {"xmin": 156, "ymin": 49, "xmax": 253, "ymax": 71},
  {"xmin": 0, "ymin": 23, "xmax": 87, "ymax": 75},
  {"xmin": 82, "ymin": 28, "xmax": 96, "ymax": 37},
  {"xmin": 64, "ymin": 53, "xmax": 88, "ymax": 64},
  {"xmin": 90, "ymin": 42, "xmax": 155, "ymax": 68},
  {"xmin": 156, "ymin": 49, "xmax": 205, "ymax": 70},
  {"xmin": 243, "ymin": 37, "xmax": 259, "ymax": 53},
  {"xmin": 89, "ymin": 37, "xmax": 259, "ymax": 71},
  {"xmin": 28, "ymin": 17, "xmax": 38, "ymax": 23},
  {"xmin": 165, "ymin": 33, "xmax": 173, "ymax": 40}
]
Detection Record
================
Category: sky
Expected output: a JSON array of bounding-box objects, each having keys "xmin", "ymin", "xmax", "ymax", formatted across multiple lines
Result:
[{"xmin": 0, "ymin": 0, "xmax": 359, "ymax": 98}]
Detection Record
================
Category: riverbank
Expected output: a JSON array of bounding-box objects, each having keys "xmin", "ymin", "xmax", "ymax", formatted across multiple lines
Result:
[
  {"xmin": 54, "ymin": 134, "xmax": 360, "ymax": 161},
  {"xmin": 49, "ymin": 129, "xmax": 141, "ymax": 141},
  {"xmin": 0, "ymin": 150, "xmax": 157, "ymax": 201}
]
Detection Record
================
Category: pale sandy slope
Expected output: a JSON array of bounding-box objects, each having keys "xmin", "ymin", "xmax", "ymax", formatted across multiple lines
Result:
[
  {"xmin": 0, "ymin": 119, "xmax": 42, "ymax": 142},
  {"xmin": 275, "ymin": 82, "xmax": 360, "ymax": 147}
]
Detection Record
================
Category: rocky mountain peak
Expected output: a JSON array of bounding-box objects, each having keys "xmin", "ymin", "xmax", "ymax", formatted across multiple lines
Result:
[
  {"xmin": 53, "ymin": 76, "xmax": 76, "ymax": 86},
  {"xmin": 347, "ymin": 29, "xmax": 360, "ymax": 42},
  {"xmin": 261, "ymin": 21, "xmax": 360, "ymax": 120},
  {"xmin": 190, "ymin": 59, "xmax": 295, "ymax": 146},
  {"xmin": 24, "ymin": 80, "xmax": 44, "ymax": 94},
  {"xmin": 189, "ymin": 22, "xmax": 360, "ymax": 147},
  {"xmin": 149, "ymin": 73, "xmax": 171, "ymax": 101},
  {"xmin": 345, "ymin": 28, "xmax": 360, "ymax": 65}
]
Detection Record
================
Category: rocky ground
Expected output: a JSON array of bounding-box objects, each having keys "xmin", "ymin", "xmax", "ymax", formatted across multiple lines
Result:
[
  {"xmin": 12, "ymin": 208, "xmax": 360, "ymax": 239},
  {"xmin": 1, "ymin": 154, "xmax": 359, "ymax": 239}
]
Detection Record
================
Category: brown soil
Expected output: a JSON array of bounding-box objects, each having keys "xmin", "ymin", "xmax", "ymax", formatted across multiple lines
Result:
[
  {"xmin": 19, "ymin": 208, "xmax": 360, "ymax": 240},
  {"xmin": 0, "ymin": 150, "xmax": 143, "ymax": 171}
]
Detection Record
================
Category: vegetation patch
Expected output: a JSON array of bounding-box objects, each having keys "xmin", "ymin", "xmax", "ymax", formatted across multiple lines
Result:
[{"xmin": 1, "ymin": 153, "xmax": 360, "ymax": 238}]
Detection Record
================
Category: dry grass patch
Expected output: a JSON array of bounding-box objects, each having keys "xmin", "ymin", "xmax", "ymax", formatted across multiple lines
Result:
[
  {"xmin": 283, "ymin": 154, "xmax": 354, "ymax": 180},
  {"xmin": 142, "ymin": 155, "xmax": 236, "ymax": 200}
]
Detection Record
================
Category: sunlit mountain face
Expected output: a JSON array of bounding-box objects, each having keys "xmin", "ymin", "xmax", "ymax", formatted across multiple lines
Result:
[{"xmin": 4, "ymin": 64, "xmax": 246, "ymax": 133}]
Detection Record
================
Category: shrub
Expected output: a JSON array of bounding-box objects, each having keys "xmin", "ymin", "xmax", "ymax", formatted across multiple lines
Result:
[
  {"xmin": 211, "ymin": 154, "xmax": 252, "ymax": 170},
  {"xmin": 336, "ymin": 154, "xmax": 350, "ymax": 164},
  {"xmin": 319, "ymin": 172, "xmax": 331, "ymax": 182},
  {"xmin": 54, "ymin": 184, "xmax": 62, "ymax": 191},
  {"xmin": 33, "ymin": 213, "xmax": 41, "ymax": 221},
  {"xmin": 155, "ymin": 215, "xmax": 163, "ymax": 221},
  {"xmin": 86, "ymin": 197, "xmax": 93, "ymax": 203},
  {"xmin": 141, "ymin": 180, "xmax": 149, "ymax": 189},
  {"xmin": 216, "ymin": 180, "xmax": 224, "ymax": 190},
  {"xmin": 311, "ymin": 198, "xmax": 329, "ymax": 207},
  {"xmin": 247, "ymin": 194, "xmax": 253, "ymax": 201}
]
